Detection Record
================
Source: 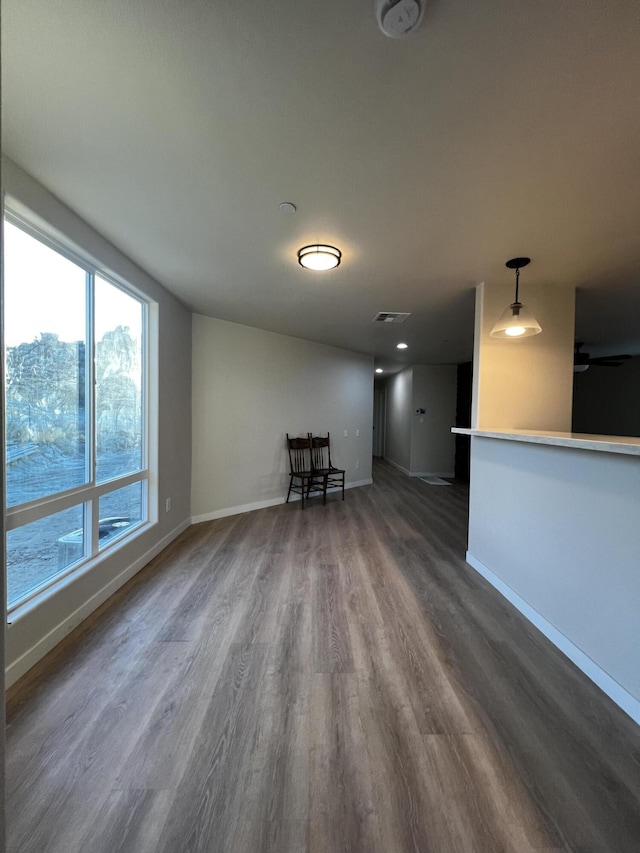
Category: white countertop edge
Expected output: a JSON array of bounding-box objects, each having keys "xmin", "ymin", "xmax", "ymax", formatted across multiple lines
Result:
[{"xmin": 451, "ymin": 427, "xmax": 640, "ymax": 456}]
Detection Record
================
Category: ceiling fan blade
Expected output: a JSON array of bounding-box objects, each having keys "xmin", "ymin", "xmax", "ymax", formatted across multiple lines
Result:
[
  {"xmin": 590, "ymin": 354, "xmax": 632, "ymax": 365},
  {"xmin": 574, "ymin": 343, "xmax": 633, "ymax": 367},
  {"xmin": 597, "ymin": 353, "xmax": 632, "ymax": 361}
]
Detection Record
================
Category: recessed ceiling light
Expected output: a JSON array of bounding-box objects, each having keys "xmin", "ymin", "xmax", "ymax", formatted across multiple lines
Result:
[
  {"xmin": 397, "ymin": 342, "xmax": 408, "ymax": 349},
  {"xmin": 279, "ymin": 202, "xmax": 297, "ymax": 215},
  {"xmin": 375, "ymin": 368, "xmax": 383, "ymax": 374},
  {"xmin": 297, "ymin": 244, "xmax": 341, "ymax": 271}
]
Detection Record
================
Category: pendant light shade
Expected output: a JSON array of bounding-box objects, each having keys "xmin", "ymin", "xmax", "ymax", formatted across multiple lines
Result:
[{"xmin": 490, "ymin": 258, "xmax": 542, "ymax": 339}]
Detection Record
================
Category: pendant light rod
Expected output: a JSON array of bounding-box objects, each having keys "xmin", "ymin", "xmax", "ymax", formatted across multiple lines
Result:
[{"xmin": 505, "ymin": 256, "xmax": 530, "ymax": 305}]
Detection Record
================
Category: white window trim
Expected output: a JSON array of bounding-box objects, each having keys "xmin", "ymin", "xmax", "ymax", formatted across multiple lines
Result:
[{"xmin": 3, "ymin": 210, "xmax": 155, "ymax": 615}]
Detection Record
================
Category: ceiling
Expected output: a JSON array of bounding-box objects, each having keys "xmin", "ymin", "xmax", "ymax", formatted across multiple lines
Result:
[{"xmin": 3, "ymin": 0, "xmax": 640, "ymax": 372}]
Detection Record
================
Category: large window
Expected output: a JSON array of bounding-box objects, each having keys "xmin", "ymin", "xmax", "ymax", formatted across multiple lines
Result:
[{"xmin": 4, "ymin": 217, "xmax": 149, "ymax": 611}]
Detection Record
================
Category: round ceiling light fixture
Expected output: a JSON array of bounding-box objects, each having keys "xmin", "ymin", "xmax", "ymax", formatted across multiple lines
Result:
[
  {"xmin": 375, "ymin": 368, "xmax": 384, "ymax": 374},
  {"xmin": 490, "ymin": 257, "xmax": 542, "ymax": 339},
  {"xmin": 396, "ymin": 342, "xmax": 408, "ymax": 349},
  {"xmin": 297, "ymin": 244, "xmax": 342, "ymax": 271}
]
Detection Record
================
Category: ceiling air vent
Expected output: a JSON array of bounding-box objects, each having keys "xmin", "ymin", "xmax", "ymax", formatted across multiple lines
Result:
[{"xmin": 373, "ymin": 312, "xmax": 412, "ymax": 324}]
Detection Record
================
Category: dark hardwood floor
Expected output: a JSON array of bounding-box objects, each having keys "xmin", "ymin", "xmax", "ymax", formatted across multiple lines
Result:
[{"xmin": 6, "ymin": 460, "xmax": 640, "ymax": 852}]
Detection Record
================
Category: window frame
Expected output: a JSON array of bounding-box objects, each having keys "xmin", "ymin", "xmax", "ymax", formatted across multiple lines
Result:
[{"xmin": 3, "ymin": 210, "xmax": 153, "ymax": 615}]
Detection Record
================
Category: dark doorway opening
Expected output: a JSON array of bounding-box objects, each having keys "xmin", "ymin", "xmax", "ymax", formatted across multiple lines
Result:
[{"xmin": 454, "ymin": 361, "xmax": 472, "ymax": 482}]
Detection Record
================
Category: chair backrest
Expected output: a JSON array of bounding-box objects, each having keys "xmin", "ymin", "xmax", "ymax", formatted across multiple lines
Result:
[
  {"xmin": 309, "ymin": 433, "xmax": 333, "ymax": 470},
  {"xmin": 287, "ymin": 434, "xmax": 312, "ymax": 474}
]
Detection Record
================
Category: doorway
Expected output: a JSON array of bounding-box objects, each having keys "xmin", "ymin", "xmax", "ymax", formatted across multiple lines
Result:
[
  {"xmin": 373, "ymin": 385, "xmax": 386, "ymax": 458},
  {"xmin": 454, "ymin": 361, "xmax": 472, "ymax": 482}
]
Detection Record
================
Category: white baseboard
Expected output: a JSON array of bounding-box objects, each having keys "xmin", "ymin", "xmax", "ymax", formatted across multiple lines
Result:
[
  {"xmin": 192, "ymin": 478, "xmax": 374, "ymax": 524},
  {"xmin": 412, "ymin": 471, "xmax": 454, "ymax": 479},
  {"xmin": 466, "ymin": 552, "xmax": 640, "ymax": 726},
  {"xmin": 384, "ymin": 458, "xmax": 411, "ymax": 476},
  {"xmin": 383, "ymin": 458, "xmax": 454, "ymax": 479},
  {"xmin": 192, "ymin": 496, "xmax": 284, "ymax": 523},
  {"xmin": 344, "ymin": 478, "xmax": 373, "ymax": 490},
  {"xmin": 5, "ymin": 518, "xmax": 191, "ymax": 689}
]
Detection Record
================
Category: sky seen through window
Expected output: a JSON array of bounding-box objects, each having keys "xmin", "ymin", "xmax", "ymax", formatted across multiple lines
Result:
[{"xmin": 4, "ymin": 220, "xmax": 140, "ymax": 350}]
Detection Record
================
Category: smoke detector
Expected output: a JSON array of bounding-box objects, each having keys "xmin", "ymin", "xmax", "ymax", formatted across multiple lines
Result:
[{"xmin": 376, "ymin": 0, "xmax": 425, "ymax": 38}]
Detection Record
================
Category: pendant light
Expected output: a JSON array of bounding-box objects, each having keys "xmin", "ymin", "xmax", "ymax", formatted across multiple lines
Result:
[{"xmin": 490, "ymin": 257, "xmax": 542, "ymax": 338}]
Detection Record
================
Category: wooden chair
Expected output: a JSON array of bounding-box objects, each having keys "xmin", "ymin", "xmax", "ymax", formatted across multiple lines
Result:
[
  {"xmin": 309, "ymin": 433, "xmax": 345, "ymax": 503},
  {"xmin": 286, "ymin": 434, "xmax": 326, "ymax": 509}
]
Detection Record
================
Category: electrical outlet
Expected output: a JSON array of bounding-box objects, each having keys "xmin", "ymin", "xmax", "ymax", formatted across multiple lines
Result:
[
  {"xmin": 165, "ymin": 497, "xmax": 172, "ymax": 512},
  {"xmin": 355, "ymin": 460, "xmax": 360, "ymax": 469},
  {"xmin": 356, "ymin": 429, "xmax": 360, "ymax": 437},
  {"xmin": 344, "ymin": 430, "xmax": 348, "ymax": 437}
]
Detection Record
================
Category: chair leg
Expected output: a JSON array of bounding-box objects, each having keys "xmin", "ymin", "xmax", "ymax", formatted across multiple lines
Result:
[
  {"xmin": 342, "ymin": 474, "xmax": 345, "ymax": 500},
  {"xmin": 287, "ymin": 475, "xmax": 293, "ymax": 503},
  {"xmin": 323, "ymin": 475, "xmax": 327, "ymax": 505}
]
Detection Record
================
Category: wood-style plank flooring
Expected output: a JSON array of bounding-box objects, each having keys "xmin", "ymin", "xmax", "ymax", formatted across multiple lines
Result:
[{"xmin": 6, "ymin": 460, "xmax": 640, "ymax": 852}]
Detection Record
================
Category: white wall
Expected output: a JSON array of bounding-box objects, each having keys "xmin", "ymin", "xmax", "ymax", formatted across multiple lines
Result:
[
  {"xmin": 572, "ymin": 357, "xmax": 640, "ymax": 437},
  {"xmin": 410, "ymin": 365, "xmax": 457, "ymax": 476},
  {"xmin": 385, "ymin": 365, "xmax": 456, "ymax": 476},
  {"xmin": 473, "ymin": 281, "xmax": 575, "ymax": 431},
  {"xmin": 191, "ymin": 315, "xmax": 373, "ymax": 519},
  {"xmin": 384, "ymin": 368, "xmax": 412, "ymax": 473},
  {"xmin": 467, "ymin": 436, "xmax": 640, "ymax": 716},
  {"xmin": 3, "ymin": 160, "xmax": 193, "ymax": 685}
]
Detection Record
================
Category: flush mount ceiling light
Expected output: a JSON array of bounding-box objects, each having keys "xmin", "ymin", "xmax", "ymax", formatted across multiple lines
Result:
[
  {"xmin": 297, "ymin": 244, "xmax": 341, "ymax": 271},
  {"xmin": 490, "ymin": 257, "xmax": 542, "ymax": 339},
  {"xmin": 375, "ymin": 368, "xmax": 384, "ymax": 374},
  {"xmin": 396, "ymin": 342, "xmax": 408, "ymax": 349}
]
